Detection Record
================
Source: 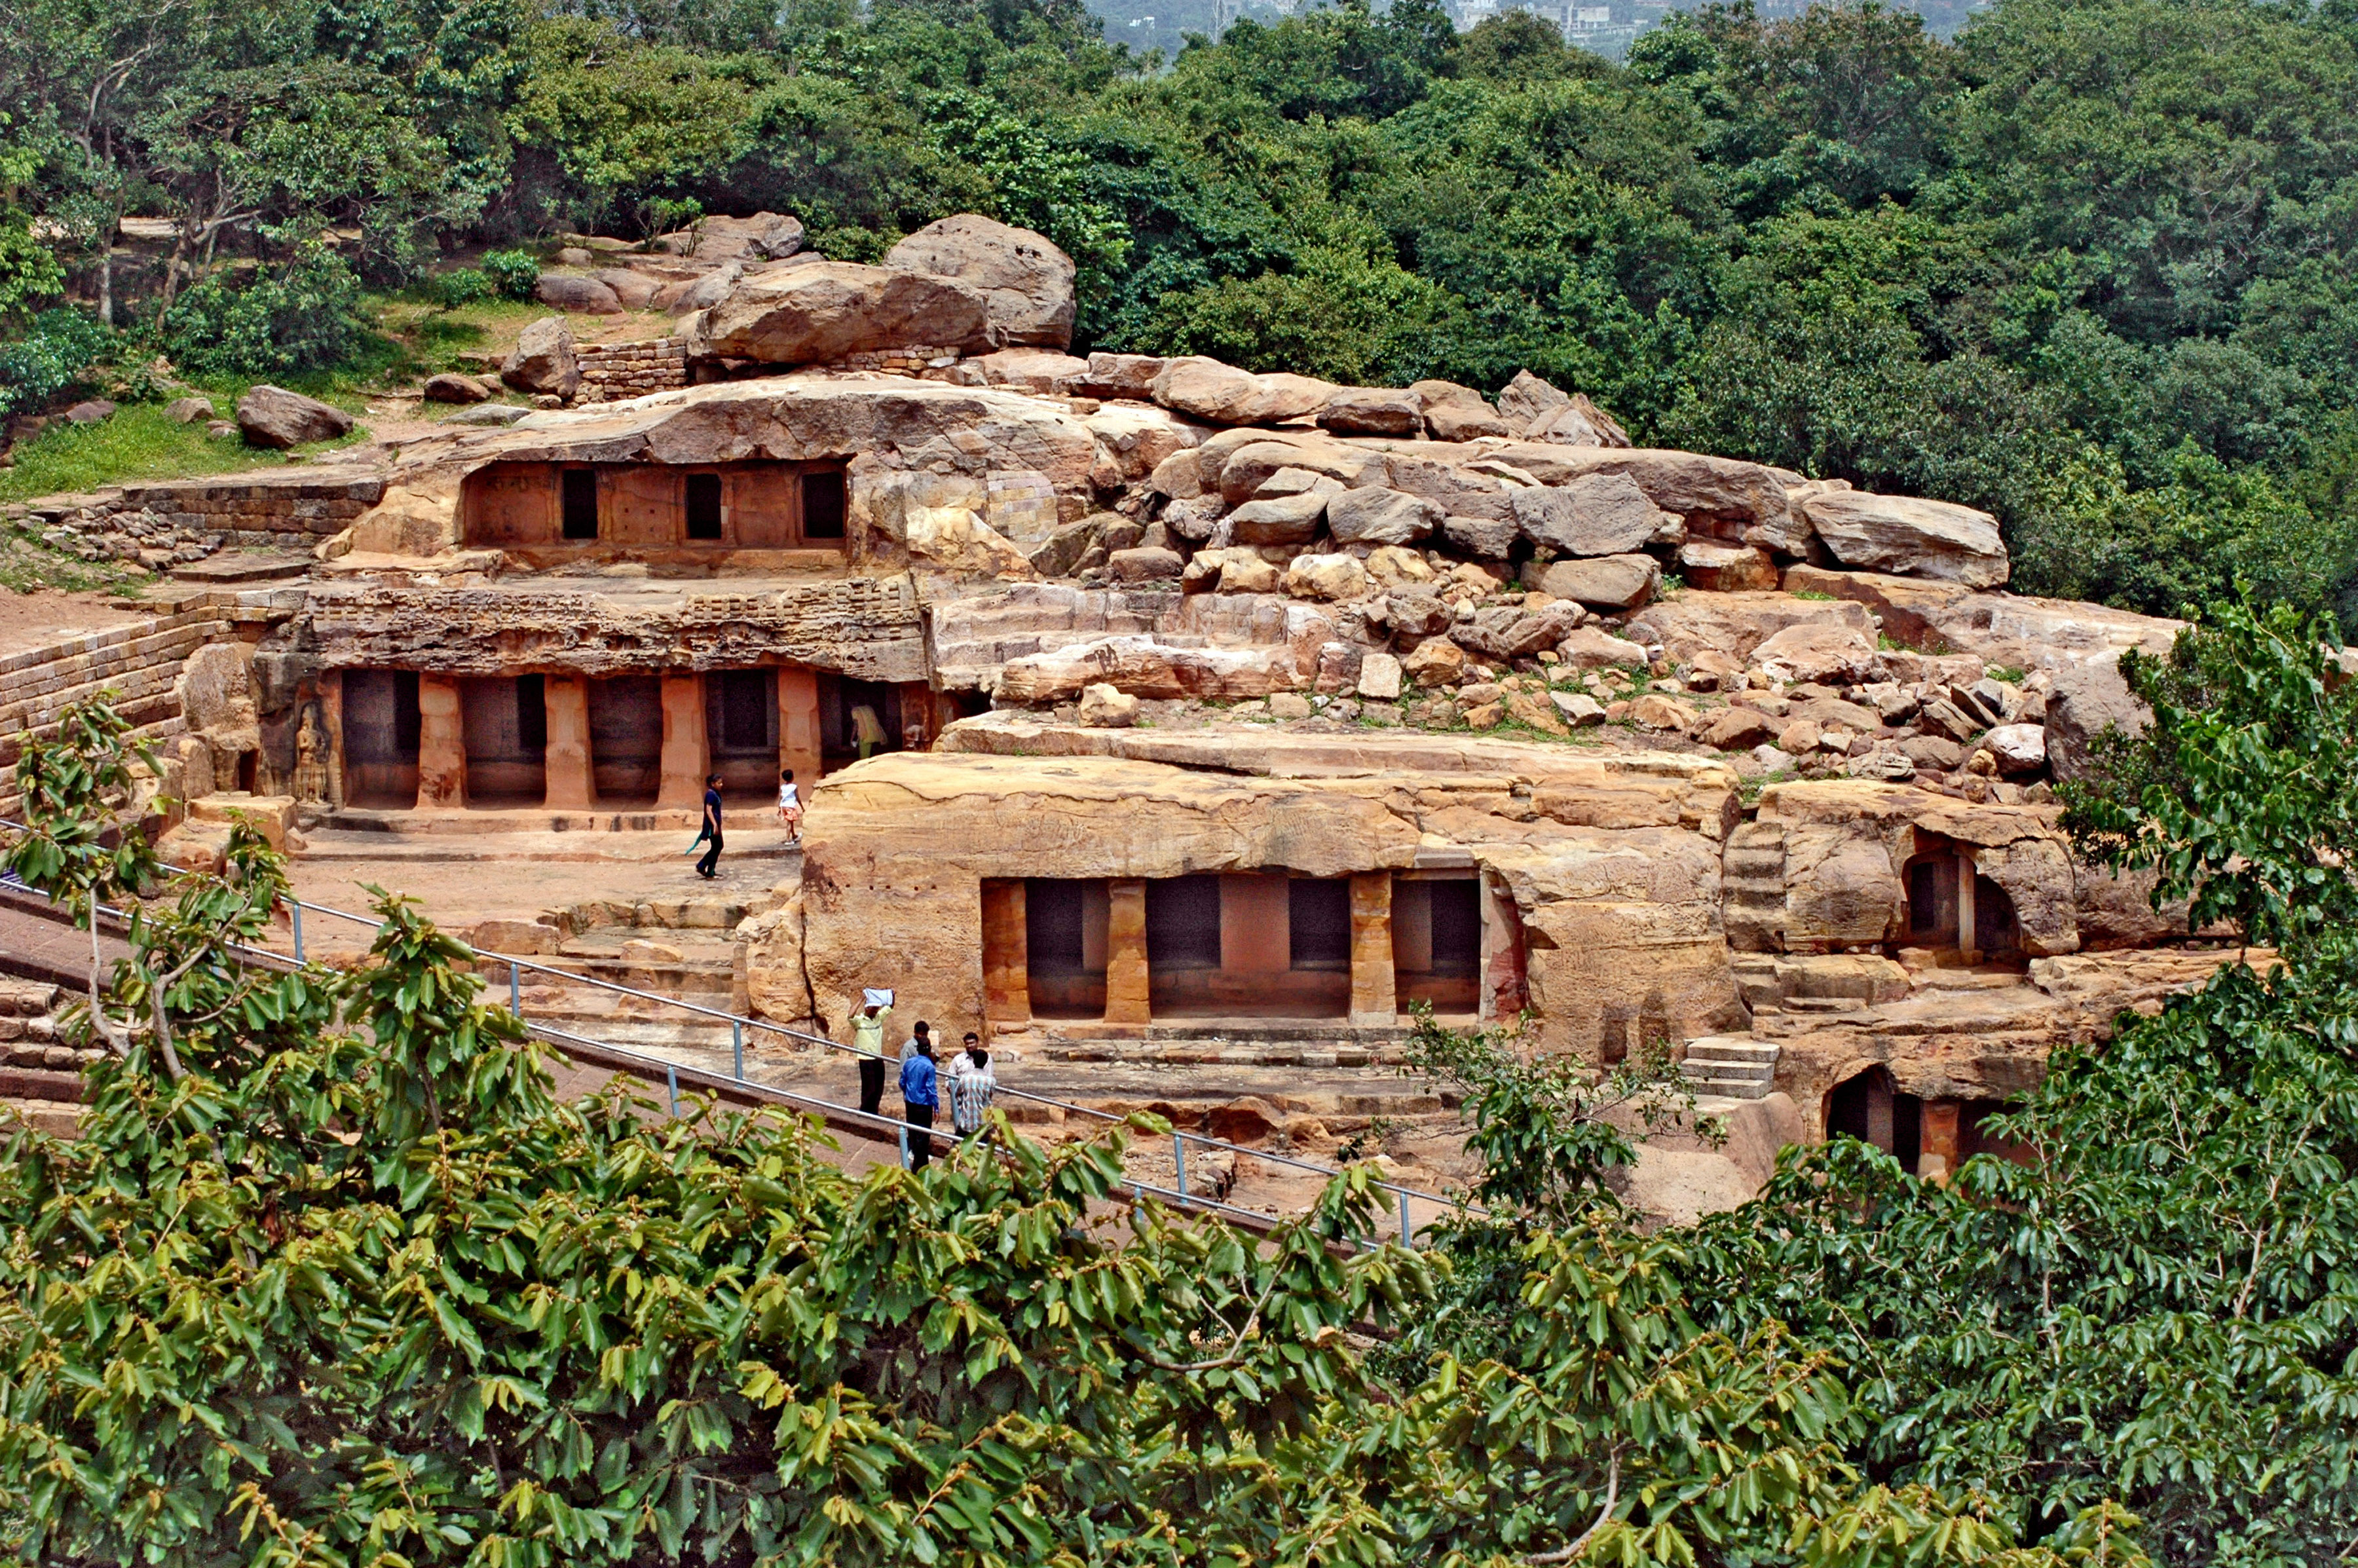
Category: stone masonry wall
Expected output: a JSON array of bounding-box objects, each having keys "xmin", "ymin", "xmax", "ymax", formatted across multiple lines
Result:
[
  {"xmin": 4, "ymin": 472, "xmax": 387, "ymax": 570},
  {"xmin": 575, "ymin": 337, "xmax": 691, "ymax": 403}
]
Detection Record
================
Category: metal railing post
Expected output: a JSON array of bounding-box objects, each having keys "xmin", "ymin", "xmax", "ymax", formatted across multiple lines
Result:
[
  {"xmin": 1398, "ymin": 1189, "xmax": 1414, "ymax": 1249},
  {"xmin": 510, "ymin": 961, "xmax": 521, "ymax": 1017},
  {"xmin": 666, "ymin": 1062, "xmax": 679, "ymax": 1118},
  {"xmin": 291, "ymin": 901, "xmax": 304, "ymax": 963},
  {"xmin": 732, "ymin": 1020, "xmax": 744, "ymax": 1083},
  {"xmin": 899, "ymin": 1126, "xmax": 910, "ymax": 1168},
  {"xmin": 1174, "ymin": 1132, "xmax": 1189, "ymax": 1198}
]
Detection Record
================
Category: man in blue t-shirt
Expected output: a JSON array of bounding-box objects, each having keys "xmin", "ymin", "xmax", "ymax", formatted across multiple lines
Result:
[{"xmin": 898, "ymin": 1036, "xmax": 939, "ymax": 1170}]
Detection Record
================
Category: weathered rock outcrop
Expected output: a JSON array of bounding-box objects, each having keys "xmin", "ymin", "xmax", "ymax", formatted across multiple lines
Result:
[
  {"xmin": 500, "ymin": 318, "xmax": 581, "ymax": 400},
  {"xmin": 656, "ymin": 211, "xmax": 806, "ymax": 263},
  {"xmin": 885, "ymin": 215, "xmax": 1077, "ymax": 350},
  {"xmin": 236, "ymin": 386, "xmax": 352, "ymax": 449},
  {"xmin": 700, "ymin": 261, "xmax": 996, "ymax": 364},
  {"xmin": 1801, "ymin": 490, "xmax": 2009, "ymax": 588}
]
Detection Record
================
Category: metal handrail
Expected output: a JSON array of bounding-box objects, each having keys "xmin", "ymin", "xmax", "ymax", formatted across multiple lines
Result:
[{"xmin": 0, "ymin": 814, "xmax": 1484, "ymax": 1243}]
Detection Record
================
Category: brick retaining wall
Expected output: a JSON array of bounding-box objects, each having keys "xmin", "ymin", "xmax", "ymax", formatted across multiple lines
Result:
[{"xmin": 0, "ymin": 607, "xmax": 233, "ymax": 813}]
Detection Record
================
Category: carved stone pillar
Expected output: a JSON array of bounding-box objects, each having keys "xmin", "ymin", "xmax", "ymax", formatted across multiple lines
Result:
[
  {"xmin": 543, "ymin": 675, "xmax": 596, "ymax": 810},
  {"xmin": 777, "ymin": 665, "xmax": 822, "ymax": 788},
  {"xmin": 982, "ymin": 879, "xmax": 1030, "ymax": 1025},
  {"xmin": 1104, "ymin": 878, "xmax": 1150, "ymax": 1027},
  {"xmin": 1349, "ymin": 872, "xmax": 1396, "ymax": 1024},
  {"xmin": 1918, "ymin": 1097, "xmax": 1962, "ymax": 1184},
  {"xmin": 1956, "ymin": 849, "xmax": 1979, "ymax": 963},
  {"xmin": 656, "ymin": 672, "xmax": 709, "ymax": 810},
  {"xmin": 415, "ymin": 673, "xmax": 466, "ymax": 810}
]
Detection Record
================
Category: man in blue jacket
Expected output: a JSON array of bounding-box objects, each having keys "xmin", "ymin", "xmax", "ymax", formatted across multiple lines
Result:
[{"xmin": 898, "ymin": 1035, "xmax": 939, "ymax": 1171}]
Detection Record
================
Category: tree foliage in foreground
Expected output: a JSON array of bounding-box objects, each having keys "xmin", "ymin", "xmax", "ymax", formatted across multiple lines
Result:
[{"xmin": 0, "ymin": 704, "xmax": 2145, "ymax": 1566}]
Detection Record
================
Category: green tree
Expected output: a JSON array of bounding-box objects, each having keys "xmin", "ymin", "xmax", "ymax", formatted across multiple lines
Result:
[{"xmin": 1, "ymin": 697, "xmax": 2152, "ymax": 1568}]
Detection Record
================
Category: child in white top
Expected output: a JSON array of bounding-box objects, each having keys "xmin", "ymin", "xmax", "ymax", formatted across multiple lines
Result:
[{"xmin": 777, "ymin": 768, "xmax": 802, "ymax": 842}]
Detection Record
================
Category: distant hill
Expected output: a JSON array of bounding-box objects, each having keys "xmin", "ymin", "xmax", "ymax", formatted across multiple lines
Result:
[{"xmin": 1087, "ymin": 0, "xmax": 1991, "ymax": 61}]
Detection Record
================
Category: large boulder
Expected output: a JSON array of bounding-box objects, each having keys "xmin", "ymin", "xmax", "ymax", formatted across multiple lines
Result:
[
  {"xmin": 1316, "ymin": 387, "xmax": 1423, "ymax": 436},
  {"xmin": 1510, "ymin": 472, "xmax": 1672, "ymax": 556},
  {"xmin": 1326, "ymin": 485, "xmax": 1441, "ymax": 546},
  {"xmin": 536, "ymin": 274, "xmax": 622, "ymax": 313},
  {"xmin": 701, "ymin": 261, "xmax": 994, "ymax": 364},
  {"xmin": 662, "ymin": 261, "xmax": 745, "ymax": 316},
  {"xmin": 1529, "ymin": 393, "xmax": 1631, "ymax": 448},
  {"xmin": 994, "ymin": 635, "xmax": 1305, "ymax": 703},
  {"xmin": 857, "ymin": 470, "xmax": 1033, "ymax": 578},
  {"xmin": 1441, "ymin": 513, "xmax": 1518, "ymax": 558},
  {"xmin": 1152, "ymin": 358, "xmax": 1334, "ymax": 426},
  {"xmin": 1554, "ymin": 625, "xmax": 1651, "ymax": 670},
  {"xmin": 1979, "ymin": 722, "xmax": 2048, "ymax": 776},
  {"xmin": 1750, "ymin": 624, "xmax": 1883, "ymax": 687},
  {"xmin": 1455, "ymin": 601, "xmax": 1584, "ymax": 662},
  {"xmin": 1227, "ymin": 489, "xmax": 1333, "ymax": 545},
  {"xmin": 500, "ymin": 317, "xmax": 580, "ymax": 399},
  {"xmin": 968, "ymin": 348, "xmax": 1090, "ymax": 392},
  {"xmin": 421, "ymin": 373, "xmax": 489, "ymax": 404},
  {"xmin": 593, "ymin": 268, "xmax": 662, "ymax": 309},
  {"xmin": 656, "ymin": 212, "xmax": 806, "ymax": 263},
  {"xmin": 1523, "ymin": 553, "xmax": 1660, "ymax": 610},
  {"xmin": 1283, "ymin": 552, "xmax": 1374, "ymax": 601},
  {"xmin": 886, "ymin": 214, "xmax": 1077, "ymax": 350},
  {"xmin": 1072, "ymin": 352, "xmax": 1168, "ymax": 399},
  {"xmin": 2044, "ymin": 655, "xmax": 2146, "ymax": 781},
  {"xmin": 235, "ymin": 385, "xmax": 353, "ymax": 449},
  {"xmin": 1491, "ymin": 447, "xmax": 1795, "ymax": 545},
  {"xmin": 1412, "ymin": 380, "xmax": 1509, "ymax": 440},
  {"xmin": 1803, "ymin": 490, "xmax": 2010, "ymax": 588},
  {"xmin": 1212, "ymin": 434, "xmax": 1387, "ymax": 502},
  {"xmin": 1675, "ymin": 540, "xmax": 1778, "ymax": 592}
]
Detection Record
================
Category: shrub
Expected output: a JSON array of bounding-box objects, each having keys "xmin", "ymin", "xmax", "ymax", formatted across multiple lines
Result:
[
  {"xmin": 159, "ymin": 244, "xmax": 361, "ymax": 377},
  {"xmin": 0, "ymin": 307, "xmax": 109, "ymax": 415},
  {"xmin": 479, "ymin": 248, "xmax": 540, "ymax": 300},
  {"xmin": 432, "ymin": 266, "xmax": 494, "ymax": 308}
]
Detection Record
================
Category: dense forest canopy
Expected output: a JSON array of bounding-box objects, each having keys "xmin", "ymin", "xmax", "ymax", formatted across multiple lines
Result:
[{"xmin": 2, "ymin": 0, "xmax": 2357, "ymax": 616}]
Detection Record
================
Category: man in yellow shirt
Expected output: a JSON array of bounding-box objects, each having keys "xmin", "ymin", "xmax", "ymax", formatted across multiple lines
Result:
[{"xmin": 850, "ymin": 988, "xmax": 891, "ymax": 1114}]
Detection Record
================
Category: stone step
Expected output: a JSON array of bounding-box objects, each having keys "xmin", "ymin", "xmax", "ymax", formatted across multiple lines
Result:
[
  {"xmin": 1681, "ymin": 1035, "xmax": 1780, "ymax": 1100},
  {"xmin": 1028, "ymin": 1039, "xmax": 1410, "ymax": 1069}
]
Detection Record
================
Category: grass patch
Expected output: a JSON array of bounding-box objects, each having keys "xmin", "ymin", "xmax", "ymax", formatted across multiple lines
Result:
[
  {"xmin": 369, "ymin": 293, "xmax": 554, "ymax": 375},
  {"xmin": 0, "ymin": 405, "xmax": 360, "ymax": 506},
  {"xmin": 1986, "ymin": 664, "xmax": 2027, "ymax": 684},
  {"xmin": 1790, "ymin": 588, "xmax": 1837, "ymax": 601}
]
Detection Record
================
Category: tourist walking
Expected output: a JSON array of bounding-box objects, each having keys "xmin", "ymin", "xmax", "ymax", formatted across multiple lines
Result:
[
  {"xmin": 950, "ymin": 1032, "xmax": 996, "ymax": 1140},
  {"xmin": 851, "ymin": 988, "xmax": 892, "ymax": 1115},
  {"xmin": 777, "ymin": 768, "xmax": 801, "ymax": 842},
  {"xmin": 694, "ymin": 774, "xmax": 724, "ymax": 878},
  {"xmin": 899, "ymin": 1036, "xmax": 939, "ymax": 1171}
]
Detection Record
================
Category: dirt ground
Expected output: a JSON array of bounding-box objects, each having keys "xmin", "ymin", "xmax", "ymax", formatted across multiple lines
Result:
[
  {"xmin": 0, "ymin": 584, "xmax": 173, "ymax": 655},
  {"xmin": 280, "ymin": 826, "xmax": 804, "ymax": 935}
]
